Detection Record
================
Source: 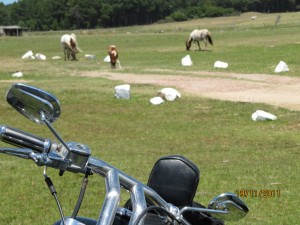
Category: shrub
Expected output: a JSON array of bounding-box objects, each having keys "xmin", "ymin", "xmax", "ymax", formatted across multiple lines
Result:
[
  {"xmin": 170, "ymin": 11, "xmax": 188, "ymax": 21},
  {"xmin": 204, "ymin": 6, "xmax": 234, "ymax": 17}
]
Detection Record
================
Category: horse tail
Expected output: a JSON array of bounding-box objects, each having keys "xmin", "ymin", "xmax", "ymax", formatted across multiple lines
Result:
[{"xmin": 207, "ymin": 32, "xmax": 213, "ymax": 46}]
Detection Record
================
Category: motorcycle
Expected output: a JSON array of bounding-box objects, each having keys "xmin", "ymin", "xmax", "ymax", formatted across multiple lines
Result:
[{"xmin": 0, "ymin": 83, "xmax": 249, "ymax": 225}]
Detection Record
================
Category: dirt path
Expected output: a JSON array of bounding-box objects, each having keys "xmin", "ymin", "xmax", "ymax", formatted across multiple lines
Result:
[{"xmin": 80, "ymin": 70, "xmax": 300, "ymax": 111}]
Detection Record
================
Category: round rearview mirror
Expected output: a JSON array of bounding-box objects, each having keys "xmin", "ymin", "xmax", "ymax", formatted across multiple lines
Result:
[
  {"xmin": 6, "ymin": 83, "xmax": 61, "ymax": 124},
  {"xmin": 208, "ymin": 192, "xmax": 249, "ymax": 221}
]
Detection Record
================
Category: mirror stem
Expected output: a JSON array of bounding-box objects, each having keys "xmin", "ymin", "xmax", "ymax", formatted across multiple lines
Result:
[{"xmin": 40, "ymin": 111, "xmax": 71, "ymax": 152}]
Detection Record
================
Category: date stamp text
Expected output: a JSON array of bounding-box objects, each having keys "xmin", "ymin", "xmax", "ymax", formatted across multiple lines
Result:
[{"xmin": 235, "ymin": 189, "xmax": 280, "ymax": 198}]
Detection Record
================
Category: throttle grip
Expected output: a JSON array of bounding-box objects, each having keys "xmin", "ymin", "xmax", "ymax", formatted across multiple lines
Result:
[{"xmin": 0, "ymin": 125, "xmax": 51, "ymax": 153}]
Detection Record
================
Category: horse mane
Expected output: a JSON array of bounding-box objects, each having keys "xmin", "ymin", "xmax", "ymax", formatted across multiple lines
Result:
[
  {"xmin": 70, "ymin": 38, "xmax": 76, "ymax": 49},
  {"xmin": 187, "ymin": 36, "xmax": 193, "ymax": 43},
  {"xmin": 108, "ymin": 45, "xmax": 117, "ymax": 57},
  {"xmin": 70, "ymin": 33, "xmax": 82, "ymax": 53},
  {"xmin": 108, "ymin": 45, "xmax": 117, "ymax": 52},
  {"xmin": 207, "ymin": 32, "xmax": 213, "ymax": 46},
  {"xmin": 185, "ymin": 36, "xmax": 192, "ymax": 50}
]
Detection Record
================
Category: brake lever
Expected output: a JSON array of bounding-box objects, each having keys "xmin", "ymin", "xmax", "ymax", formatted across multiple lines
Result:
[
  {"xmin": 0, "ymin": 147, "xmax": 71, "ymax": 169},
  {"xmin": 0, "ymin": 148, "xmax": 34, "ymax": 159},
  {"xmin": 0, "ymin": 147, "xmax": 51, "ymax": 167}
]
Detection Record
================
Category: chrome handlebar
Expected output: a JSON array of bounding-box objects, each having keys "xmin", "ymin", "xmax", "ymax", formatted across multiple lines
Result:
[
  {"xmin": 0, "ymin": 125, "xmax": 193, "ymax": 225},
  {"xmin": 0, "ymin": 125, "xmax": 52, "ymax": 153},
  {"xmin": 0, "ymin": 126, "xmax": 229, "ymax": 225}
]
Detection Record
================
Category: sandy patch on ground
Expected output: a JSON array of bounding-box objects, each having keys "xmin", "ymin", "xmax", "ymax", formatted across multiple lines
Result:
[
  {"xmin": 79, "ymin": 70, "xmax": 300, "ymax": 111},
  {"xmin": 0, "ymin": 80, "xmax": 32, "ymax": 83}
]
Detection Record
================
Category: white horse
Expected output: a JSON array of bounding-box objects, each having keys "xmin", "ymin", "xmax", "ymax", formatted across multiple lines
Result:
[
  {"xmin": 60, "ymin": 33, "xmax": 82, "ymax": 61},
  {"xmin": 186, "ymin": 29, "xmax": 213, "ymax": 51}
]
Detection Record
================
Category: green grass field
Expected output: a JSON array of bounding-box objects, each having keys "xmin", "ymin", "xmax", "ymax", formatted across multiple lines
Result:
[{"xmin": 1, "ymin": 12, "xmax": 300, "ymax": 225}]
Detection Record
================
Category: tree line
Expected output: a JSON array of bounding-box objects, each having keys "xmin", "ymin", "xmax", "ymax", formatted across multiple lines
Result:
[{"xmin": 0, "ymin": 0, "xmax": 299, "ymax": 31}]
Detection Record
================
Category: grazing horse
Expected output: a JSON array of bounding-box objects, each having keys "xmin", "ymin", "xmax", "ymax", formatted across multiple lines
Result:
[
  {"xmin": 60, "ymin": 33, "xmax": 82, "ymax": 61},
  {"xmin": 108, "ymin": 45, "xmax": 121, "ymax": 69},
  {"xmin": 186, "ymin": 29, "xmax": 213, "ymax": 51}
]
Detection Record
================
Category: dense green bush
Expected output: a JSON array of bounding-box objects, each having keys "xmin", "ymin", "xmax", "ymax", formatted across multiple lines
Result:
[
  {"xmin": 169, "ymin": 6, "xmax": 237, "ymax": 22},
  {"xmin": 203, "ymin": 6, "xmax": 236, "ymax": 17},
  {"xmin": 170, "ymin": 11, "xmax": 189, "ymax": 21}
]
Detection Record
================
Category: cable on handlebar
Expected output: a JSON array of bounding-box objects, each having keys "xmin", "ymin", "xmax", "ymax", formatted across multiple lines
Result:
[
  {"xmin": 132, "ymin": 205, "xmax": 180, "ymax": 225},
  {"xmin": 44, "ymin": 167, "xmax": 66, "ymax": 225},
  {"xmin": 71, "ymin": 168, "xmax": 91, "ymax": 219}
]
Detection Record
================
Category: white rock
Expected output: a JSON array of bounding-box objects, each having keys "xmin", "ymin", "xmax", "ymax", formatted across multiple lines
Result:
[
  {"xmin": 275, "ymin": 61, "xmax": 289, "ymax": 73},
  {"xmin": 251, "ymin": 110, "xmax": 277, "ymax": 121},
  {"xmin": 181, "ymin": 55, "xmax": 193, "ymax": 66},
  {"xmin": 104, "ymin": 55, "xmax": 111, "ymax": 62},
  {"xmin": 159, "ymin": 88, "xmax": 181, "ymax": 101},
  {"xmin": 12, "ymin": 71, "xmax": 23, "ymax": 78},
  {"xmin": 214, "ymin": 61, "xmax": 228, "ymax": 68},
  {"xmin": 114, "ymin": 84, "xmax": 130, "ymax": 99},
  {"xmin": 22, "ymin": 50, "xmax": 33, "ymax": 59},
  {"xmin": 150, "ymin": 96, "xmax": 164, "ymax": 105},
  {"xmin": 52, "ymin": 56, "xmax": 61, "ymax": 60},
  {"xmin": 85, "ymin": 54, "xmax": 96, "ymax": 60},
  {"xmin": 35, "ymin": 53, "xmax": 46, "ymax": 60}
]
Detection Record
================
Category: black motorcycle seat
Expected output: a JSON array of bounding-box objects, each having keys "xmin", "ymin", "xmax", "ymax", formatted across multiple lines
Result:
[{"xmin": 147, "ymin": 155, "xmax": 200, "ymax": 207}]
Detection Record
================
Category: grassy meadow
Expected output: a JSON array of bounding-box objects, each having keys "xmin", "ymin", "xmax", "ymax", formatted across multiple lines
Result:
[{"xmin": 0, "ymin": 12, "xmax": 300, "ymax": 224}]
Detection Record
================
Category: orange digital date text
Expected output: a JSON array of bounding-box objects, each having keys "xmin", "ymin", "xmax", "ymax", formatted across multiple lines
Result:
[{"xmin": 235, "ymin": 189, "xmax": 280, "ymax": 198}]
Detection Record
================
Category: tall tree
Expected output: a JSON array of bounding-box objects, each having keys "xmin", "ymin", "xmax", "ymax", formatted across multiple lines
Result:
[{"xmin": 0, "ymin": 3, "xmax": 9, "ymax": 25}]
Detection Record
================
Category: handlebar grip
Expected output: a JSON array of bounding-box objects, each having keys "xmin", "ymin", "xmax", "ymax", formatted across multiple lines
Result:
[{"xmin": 0, "ymin": 125, "xmax": 51, "ymax": 153}]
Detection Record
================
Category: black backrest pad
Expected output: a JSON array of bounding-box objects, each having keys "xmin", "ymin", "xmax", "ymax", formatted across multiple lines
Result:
[{"xmin": 147, "ymin": 155, "xmax": 200, "ymax": 207}]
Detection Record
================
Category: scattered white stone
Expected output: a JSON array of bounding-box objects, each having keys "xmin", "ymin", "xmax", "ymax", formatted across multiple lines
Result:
[
  {"xmin": 52, "ymin": 56, "xmax": 61, "ymax": 60},
  {"xmin": 114, "ymin": 84, "xmax": 130, "ymax": 99},
  {"xmin": 150, "ymin": 96, "xmax": 164, "ymax": 105},
  {"xmin": 159, "ymin": 88, "xmax": 181, "ymax": 101},
  {"xmin": 251, "ymin": 110, "xmax": 277, "ymax": 121},
  {"xmin": 214, "ymin": 61, "xmax": 228, "ymax": 68},
  {"xmin": 104, "ymin": 55, "xmax": 111, "ymax": 62},
  {"xmin": 35, "ymin": 53, "xmax": 46, "ymax": 60},
  {"xmin": 85, "ymin": 54, "xmax": 96, "ymax": 60},
  {"xmin": 22, "ymin": 50, "xmax": 33, "ymax": 59},
  {"xmin": 181, "ymin": 55, "xmax": 193, "ymax": 66},
  {"xmin": 275, "ymin": 61, "xmax": 289, "ymax": 73},
  {"xmin": 12, "ymin": 71, "xmax": 23, "ymax": 78}
]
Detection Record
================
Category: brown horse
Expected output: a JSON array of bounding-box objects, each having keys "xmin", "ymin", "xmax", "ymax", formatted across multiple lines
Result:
[
  {"xmin": 186, "ymin": 29, "xmax": 213, "ymax": 51},
  {"xmin": 108, "ymin": 45, "xmax": 121, "ymax": 69}
]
